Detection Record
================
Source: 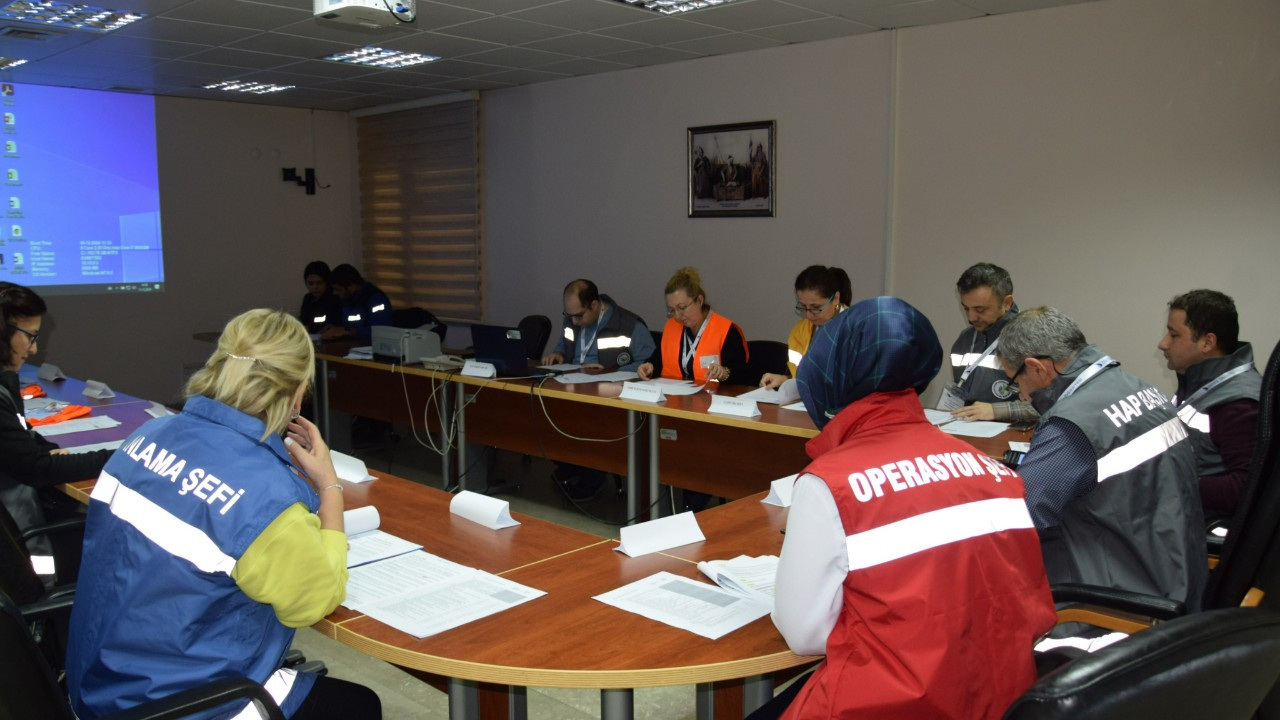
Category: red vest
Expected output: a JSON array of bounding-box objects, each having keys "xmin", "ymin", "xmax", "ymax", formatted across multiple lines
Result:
[
  {"xmin": 659, "ymin": 312, "xmax": 745, "ymax": 383},
  {"xmin": 784, "ymin": 390, "xmax": 1055, "ymax": 720}
]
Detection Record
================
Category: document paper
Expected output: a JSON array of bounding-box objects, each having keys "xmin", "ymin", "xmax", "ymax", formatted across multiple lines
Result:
[
  {"xmin": 593, "ymin": 571, "xmax": 771, "ymax": 640},
  {"xmin": 344, "ymin": 506, "xmax": 423, "ymax": 568}
]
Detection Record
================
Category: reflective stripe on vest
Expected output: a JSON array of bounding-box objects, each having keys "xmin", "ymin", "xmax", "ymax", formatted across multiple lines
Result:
[
  {"xmin": 312, "ymin": 315, "xmax": 326, "ymax": 324},
  {"xmin": 228, "ymin": 668, "xmax": 298, "ymax": 720},
  {"xmin": 347, "ymin": 313, "xmax": 361, "ymax": 323},
  {"xmin": 370, "ymin": 303, "xmax": 386, "ymax": 314},
  {"xmin": 950, "ymin": 352, "xmax": 1002, "ymax": 371},
  {"xmin": 788, "ymin": 348, "xmax": 804, "ymax": 367},
  {"xmin": 564, "ymin": 327, "xmax": 574, "ymax": 341},
  {"xmin": 1176, "ymin": 404, "xmax": 1211, "ymax": 434},
  {"xmin": 845, "ymin": 497, "xmax": 1034, "ymax": 570},
  {"xmin": 598, "ymin": 335, "xmax": 631, "ymax": 350},
  {"xmin": 1096, "ymin": 416, "xmax": 1188, "ymax": 483},
  {"xmin": 91, "ymin": 471, "xmax": 237, "ymax": 576}
]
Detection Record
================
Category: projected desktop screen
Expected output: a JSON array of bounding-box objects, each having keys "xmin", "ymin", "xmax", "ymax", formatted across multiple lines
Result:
[{"xmin": 0, "ymin": 82, "xmax": 163, "ymax": 296}]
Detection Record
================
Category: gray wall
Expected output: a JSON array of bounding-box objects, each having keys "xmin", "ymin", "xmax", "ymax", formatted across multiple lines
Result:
[{"xmin": 483, "ymin": 0, "xmax": 1280, "ymax": 401}]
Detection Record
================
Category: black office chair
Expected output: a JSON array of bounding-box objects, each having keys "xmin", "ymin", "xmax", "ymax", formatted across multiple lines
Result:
[
  {"xmin": 517, "ymin": 314, "xmax": 551, "ymax": 360},
  {"xmin": 391, "ymin": 306, "xmax": 447, "ymax": 343},
  {"xmin": 1, "ymin": 589, "xmax": 285, "ymax": 720},
  {"xmin": 1004, "ymin": 607, "xmax": 1280, "ymax": 719},
  {"xmin": 746, "ymin": 339, "xmax": 789, "ymax": 383}
]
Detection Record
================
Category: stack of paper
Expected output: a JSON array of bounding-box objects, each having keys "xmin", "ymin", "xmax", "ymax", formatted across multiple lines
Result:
[
  {"xmin": 697, "ymin": 555, "xmax": 779, "ymax": 607},
  {"xmin": 593, "ymin": 571, "xmax": 770, "ymax": 640}
]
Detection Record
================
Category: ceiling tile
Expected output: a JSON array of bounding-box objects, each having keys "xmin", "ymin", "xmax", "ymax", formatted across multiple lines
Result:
[
  {"xmin": 508, "ymin": 0, "xmax": 653, "ymax": 32},
  {"xmin": 843, "ymin": 0, "xmax": 984, "ymax": 29},
  {"xmin": 113, "ymin": 17, "xmax": 260, "ymax": 45},
  {"xmin": 275, "ymin": 59, "xmax": 388, "ymax": 80},
  {"xmin": 163, "ymin": 0, "xmax": 310, "ymax": 30},
  {"xmin": 182, "ymin": 47, "xmax": 298, "ymax": 71},
  {"xmin": 521, "ymin": 32, "xmax": 646, "ymax": 57},
  {"xmin": 408, "ymin": 58, "xmax": 509, "ymax": 78},
  {"xmin": 228, "ymin": 31, "xmax": 359, "ymax": 57},
  {"xmin": 432, "ymin": 0, "xmax": 560, "ymax": 15},
  {"xmin": 404, "ymin": 1, "xmax": 492, "ymax": 30},
  {"xmin": 535, "ymin": 56, "xmax": 633, "ymax": 75},
  {"xmin": 596, "ymin": 17, "xmax": 728, "ymax": 45},
  {"xmin": 65, "ymin": 34, "xmax": 206, "ymax": 60},
  {"xmin": 667, "ymin": 31, "xmax": 783, "ymax": 55},
  {"xmin": 749, "ymin": 16, "xmax": 878, "ymax": 43},
  {"xmin": 461, "ymin": 46, "xmax": 574, "ymax": 68},
  {"xmin": 440, "ymin": 16, "xmax": 572, "ymax": 45},
  {"xmin": 381, "ymin": 31, "xmax": 504, "ymax": 58},
  {"xmin": 595, "ymin": 45, "xmax": 702, "ymax": 66},
  {"xmin": 471, "ymin": 67, "xmax": 568, "ymax": 84},
  {"xmin": 432, "ymin": 76, "xmax": 516, "ymax": 91},
  {"xmin": 684, "ymin": 0, "xmax": 822, "ymax": 32}
]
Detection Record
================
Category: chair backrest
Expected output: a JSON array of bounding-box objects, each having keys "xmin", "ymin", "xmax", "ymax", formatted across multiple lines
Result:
[
  {"xmin": 1206, "ymin": 337, "xmax": 1280, "ymax": 610},
  {"xmin": 517, "ymin": 315, "xmax": 552, "ymax": 360},
  {"xmin": 0, "ymin": 501, "xmax": 45, "ymax": 606},
  {"xmin": 391, "ymin": 307, "xmax": 447, "ymax": 342},
  {"xmin": 746, "ymin": 339, "xmax": 790, "ymax": 378},
  {"xmin": 0, "ymin": 589, "xmax": 74, "ymax": 720},
  {"xmin": 1004, "ymin": 607, "xmax": 1280, "ymax": 720}
]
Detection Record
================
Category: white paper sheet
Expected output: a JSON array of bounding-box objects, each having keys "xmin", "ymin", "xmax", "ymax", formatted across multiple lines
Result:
[
  {"xmin": 615, "ymin": 511, "xmax": 705, "ymax": 557},
  {"xmin": 736, "ymin": 379, "xmax": 800, "ymax": 405},
  {"xmin": 1008, "ymin": 441, "xmax": 1031, "ymax": 452},
  {"xmin": 554, "ymin": 371, "xmax": 638, "ymax": 384},
  {"xmin": 538, "ymin": 363, "xmax": 582, "ymax": 372},
  {"xmin": 331, "ymin": 450, "xmax": 375, "ymax": 483},
  {"xmin": 343, "ymin": 550, "xmax": 471, "ymax": 610},
  {"xmin": 345, "ymin": 346, "xmax": 374, "ymax": 360},
  {"xmin": 636, "ymin": 379, "xmax": 705, "ymax": 396},
  {"xmin": 939, "ymin": 420, "xmax": 1010, "ymax": 438},
  {"xmin": 62, "ymin": 440, "xmax": 123, "ymax": 454},
  {"xmin": 449, "ymin": 490, "xmax": 520, "ymax": 530},
  {"xmin": 358, "ymin": 564, "xmax": 546, "ymax": 638},
  {"xmin": 781, "ymin": 401, "xmax": 807, "ymax": 412},
  {"xmin": 697, "ymin": 555, "xmax": 779, "ymax": 607},
  {"xmin": 593, "ymin": 571, "xmax": 770, "ymax": 640},
  {"xmin": 343, "ymin": 506, "xmax": 423, "ymax": 568},
  {"xmin": 33, "ymin": 415, "xmax": 121, "ymax": 437}
]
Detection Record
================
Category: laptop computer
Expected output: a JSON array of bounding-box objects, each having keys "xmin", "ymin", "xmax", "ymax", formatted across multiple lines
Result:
[{"xmin": 471, "ymin": 323, "xmax": 548, "ymax": 377}]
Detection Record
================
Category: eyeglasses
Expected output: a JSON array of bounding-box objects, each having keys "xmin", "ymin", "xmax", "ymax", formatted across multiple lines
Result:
[
  {"xmin": 562, "ymin": 310, "xmax": 588, "ymax": 321},
  {"xmin": 666, "ymin": 300, "xmax": 698, "ymax": 317},
  {"xmin": 1008, "ymin": 355, "xmax": 1052, "ymax": 392},
  {"xmin": 8, "ymin": 324, "xmax": 37, "ymax": 344},
  {"xmin": 794, "ymin": 295, "xmax": 835, "ymax": 317}
]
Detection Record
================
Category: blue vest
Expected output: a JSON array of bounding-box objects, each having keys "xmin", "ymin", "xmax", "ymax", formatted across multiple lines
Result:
[{"xmin": 68, "ymin": 396, "xmax": 319, "ymax": 720}]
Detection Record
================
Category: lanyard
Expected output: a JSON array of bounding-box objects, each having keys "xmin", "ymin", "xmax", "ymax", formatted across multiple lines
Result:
[
  {"xmin": 577, "ymin": 309, "xmax": 606, "ymax": 365},
  {"xmin": 1177, "ymin": 363, "xmax": 1252, "ymax": 408},
  {"xmin": 681, "ymin": 315, "xmax": 710, "ymax": 371},
  {"xmin": 958, "ymin": 338, "xmax": 1000, "ymax": 387},
  {"xmin": 1059, "ymin": 355, "xmax": 1115, "ymax": 400}
]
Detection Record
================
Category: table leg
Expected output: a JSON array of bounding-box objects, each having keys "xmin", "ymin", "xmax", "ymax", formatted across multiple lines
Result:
[
  {"xmin": 649, "ymin": 416, "xmax": 661, "ymax": 521},
  {"xmin": 456, "ymin": 383, "xmax": 468, "ymax": 492},
  {"xmin": 509, "ymin": 685, "xmax": 527, "ymax": 720},
  {"xmin": 601, "ymin": 688, "xmax": 634, "ymax": 720},
  {"xmin": 441, "ymin": 375, "xmax": 454, "ymax": 488},
  {"xmin": 696, "ymin": 682, "xmax": 714, "ymax": 720},
  {"xmin": 743, "ymin": 674, "xmax": 773, "ymax": 715},
  {"xmin": 318, "ymin": 357, "xmax": 330, "ymax": 445},
  {"xmin": 448, "ymin": 678, "xmax": 478, "ymax": 720},
  {"xmin": 626, "ymin": 409, "xmax": 638, "ymax": 523}
]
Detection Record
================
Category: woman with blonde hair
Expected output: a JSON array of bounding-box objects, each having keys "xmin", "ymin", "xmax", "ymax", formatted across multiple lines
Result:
[
  {"xmin": 68, "ymin": 309, "xmax": 381, "ymax": 720},
  {"xmin": 637, "ymin": 266, "xmax": 750, "ymax": 385}
]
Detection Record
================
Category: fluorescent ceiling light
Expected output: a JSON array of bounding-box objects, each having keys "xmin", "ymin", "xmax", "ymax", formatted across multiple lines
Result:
[
  {"xmin": 611, "ymin": 0, "xmax": 734, "ymax": 15},
  {"xmin": 322, "ymin": 46, "xmax": 439, "ymax": 69},
  {"xmin": 0, "ymin": 1, "xmax": 144, "ymax": 32},
  {"xmin": 203, "ymin": 80, "xmax": 295, "ymax": 95}
]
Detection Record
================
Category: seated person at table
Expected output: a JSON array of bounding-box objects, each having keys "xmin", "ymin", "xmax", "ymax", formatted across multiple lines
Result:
[
  {"xmin": 997, "ymin": 307, "xmax": 1205, "ymax": 611},
  {"xmin": 0, "ymin": 282, "xmax": 112, "ymax": 553},
  {"xmin": 759, "ymin": 265, "xmax": 851, "ymax": 389},
  {"xmin": 320, "ymin": 263, "xmax": 392, "ymax": 342},
  {"xmin": 946, "ymin": 262, "xmax": 1037, "ymax": 423},
  {"xmin": 68, "ymin": 309, "xmax": 381, "ymax": 720},
  {"xmin": 636, "ymin": 266, "xmax": 750, "ymax": 385},
  {"xmin": 543, "ymin": 279, "xmax": 656, "ymax": 501},
  {"xmin": 1158, "ymin": 289, "xmax": 1261, "ymax": 519},
  {"xmin": 765, "ymin": 296, "xmax": 1055, "ymax": 720},
  {"xmin": 543, "ymin": 279, "xmax": 655, "ymax": 372},
  {"xmin": 298, "ymin": 260, "xmax": 343, "ymax": 334}
]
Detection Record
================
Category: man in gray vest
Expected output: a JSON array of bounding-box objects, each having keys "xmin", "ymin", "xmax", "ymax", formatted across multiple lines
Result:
[
  {"xmin": 1158, "ymin": 289, "xmax": 1262, "ymax": 520},
  {"xmin": 945, "ymin": 263, "xmax": 1037, "ymax": 424},
  {"xmin": 998, "ymin": 307, "xmax": 1206, "ymax": 611},
  {"xmin": 543, "ymin": 279, "xmax": 654, "ymax": 373},
  {"xmin": 543, "ymin": 279, "xmax": 655, "ymax": 500}
]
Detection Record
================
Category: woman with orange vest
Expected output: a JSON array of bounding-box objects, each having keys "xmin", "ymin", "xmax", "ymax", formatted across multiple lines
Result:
[
  {"xmin": 759, "ymin": 265, "xmax": 851, "ymax": 390},
  {"xmin": 636, "ymin": 266, "xmax": 750, "ymax": 385}
]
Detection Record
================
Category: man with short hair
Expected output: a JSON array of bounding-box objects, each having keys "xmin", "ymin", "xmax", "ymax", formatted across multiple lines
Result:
[
  {"xmin": 543, "ymin": 279, "xmax": 655, "ymax": 501},
  {"xmin": 320, "ymin": 264, "xmax": 392, "ymax": 341},
  {"xmin": 1158, "ymin": 289, "xmax": 1261, "ymax": 518},
  {"xmin": 542, "ymin": 279, "xmax": 655, "ymax": 372},
  {"xmin": 945, "ymin": 263, "xmax": 1037, "ymax": 423},
  {"xmin": 998, "ymin": 307, "xmax": 1206, "ymax": 610}
]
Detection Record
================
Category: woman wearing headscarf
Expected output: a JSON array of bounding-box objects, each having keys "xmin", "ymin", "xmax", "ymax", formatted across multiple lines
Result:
[{"xmin": 765, "ymin": 297, "xmax": 1055, "ymax": 720}]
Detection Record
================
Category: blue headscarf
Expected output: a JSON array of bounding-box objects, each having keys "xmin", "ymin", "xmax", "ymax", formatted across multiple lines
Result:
[{"xmin": 797, "ymin": 296, "xmax": 942, "ymax": 429}]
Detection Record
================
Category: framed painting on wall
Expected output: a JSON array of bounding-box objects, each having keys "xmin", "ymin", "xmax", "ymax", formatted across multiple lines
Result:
[{"xmin": 688, "ymin": 120, "xmax": 775, "ymax": 218}]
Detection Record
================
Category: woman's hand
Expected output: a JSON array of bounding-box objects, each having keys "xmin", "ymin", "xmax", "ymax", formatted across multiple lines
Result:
[
  {"xmin": 759, "ymin": 372, "xmax": 786, "ymax": 389},
  {"xmin": 285, "ymin": 416, "xmax": 339, "ymax": 491},
  {"xmin": 636, "ymin": 362, "xmax": 654, "ymax": 380},
  {"xmin": 707, "ymin": 363, "xmax": 731, "ymax": 382}
]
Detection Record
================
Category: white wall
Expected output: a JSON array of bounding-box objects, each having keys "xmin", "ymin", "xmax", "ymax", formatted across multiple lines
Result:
[
  {"xmin": 37, "ymin": 97, "xmax": 360, "ymax": 402},
  {"xmin": 483, "ymin": 32, "xmax": 894, "ymax": 344},
  {"xmin": 484, "ymin": 0, "xmax": 1280, "ymax": 397}
]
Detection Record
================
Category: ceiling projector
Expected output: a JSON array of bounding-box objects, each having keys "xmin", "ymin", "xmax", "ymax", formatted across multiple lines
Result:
[{"xmin": 314, "ymin": 0, "xmax": 415, "ymax": 29}]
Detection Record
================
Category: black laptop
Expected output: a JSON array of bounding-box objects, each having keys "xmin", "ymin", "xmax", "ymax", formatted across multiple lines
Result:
[{"xmin": 470, "ymin": 323, "xmax": 550, "ymax": 377}]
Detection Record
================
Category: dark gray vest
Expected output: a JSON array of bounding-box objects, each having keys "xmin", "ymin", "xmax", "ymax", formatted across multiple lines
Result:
[
  {"xmin": 1037, "ymin": 345, "xmax": 1207, "ymax": 610},
  {"xmin": 949, "ymin": 306, "xmax": 1019, "ymax": 404},
  {"xmin": 560, "ymin": 296, "xmax": 645, "ymax": 369},
  {"xmin": 1174, "ymin": 343, "xmax": 1262, "ymax": 477}
]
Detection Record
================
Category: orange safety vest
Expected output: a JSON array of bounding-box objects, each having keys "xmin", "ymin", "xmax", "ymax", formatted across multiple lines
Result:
[{"xmin": 659, "ymin": 312, "xmax": 747, "ymax": 383}]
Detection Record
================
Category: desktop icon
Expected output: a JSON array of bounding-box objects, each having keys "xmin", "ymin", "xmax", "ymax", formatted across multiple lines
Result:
[
  {"xmin": 10, "ymin": 225, "xmax": 20, "ymax": 237},
  {"xmin": 3, "ymin": 141, "xmax": 14, "ymax": 154}
]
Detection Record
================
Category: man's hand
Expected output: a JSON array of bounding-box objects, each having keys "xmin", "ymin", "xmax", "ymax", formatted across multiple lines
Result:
[
  {"xmin": 950, "ymin": 402, "xmax": 995, "ymax": 421},
  {"xmin": 542, "ymin": 351, "xmax": 564, "ymax": 365}
]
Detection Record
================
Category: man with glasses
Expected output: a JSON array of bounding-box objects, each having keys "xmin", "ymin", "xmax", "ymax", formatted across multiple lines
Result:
[
  {"xmin": 997, "ymin": 306, "xmax": 1205, "ymax": 611},
  {"xmin": 944, "ymin": 263, "xmax": 1037, "ymax": 424},
  {"xmin": 542, "ymin": 279, "xmax": 654, "ymax": 501},
  {"xmin": 542, "ymin": 279, "xmax": 654, "ymax": 372}
]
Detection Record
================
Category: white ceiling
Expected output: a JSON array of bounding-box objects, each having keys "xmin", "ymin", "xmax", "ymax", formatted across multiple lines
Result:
[{"xmin": 0, "ymin": 0, "xmax": 1098, "ymax": 111}]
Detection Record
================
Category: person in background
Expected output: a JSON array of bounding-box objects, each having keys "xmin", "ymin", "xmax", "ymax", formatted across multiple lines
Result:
[
  {"xmin": 997, "ymin": 306, "xmax": 1205, "ymax": 611},
  {"xmin": 762, "ymin": 296, "xmax": 1054, "ymax": 720},
  {"xmin": 1158, "ymin": 289, "xmax": 1261, "ymax": 520},
  {"xmin": 759, "ymin": 265, "xmax": 851, "ymax": 389},
  {"xmin": 636, "ymin": 266, "xmax": 750, "ymax": 385},
  {"xmin": 68, "ymin": 309, "xmax": 381, "ymax": 720},
  {"xmin": 946, "ymin": 262, "xmax": 1037, "ymax": 424},
  {"xmin": 543, "ymin": 279, "xmax": 655, "ymax": 372},
  {"xmin": 320, "ymin": 264, "xmax": 392, "ymax": 342},
  {"xmin": 298, "ymin": 260, "xmax": 343, "ymax": 334},
  {"xmin": 0, "ymin": 282, "xmax": 111, "ymax": 555}
]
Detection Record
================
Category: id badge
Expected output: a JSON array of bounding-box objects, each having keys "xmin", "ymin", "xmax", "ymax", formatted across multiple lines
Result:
[
  {"xmin": 699, "ymin": 354, "xmax": 719, "ymax": 369},
  {"xmin": 937, "ymin": 383, "xmax": 965, "ymax": 411}
]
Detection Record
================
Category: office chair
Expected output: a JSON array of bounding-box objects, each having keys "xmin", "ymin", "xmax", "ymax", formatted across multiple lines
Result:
[
  {"xmin": 1004, "ymin": 607, "xmax": 1280, "ymax": 719},
  {"xmin": 1, "ymin": 589, "xmax": 285, "ymax": 720},
  {"xmin": 517, "ymin": 314, "xmax": 551, "ymax": 360},
  {"xmin": 391, "ymin": 306, "xmax": 447, "ymax": 343},
  {"xmin": 746, "ymin": 339, "xmax": 789, "ymax": 386}
]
